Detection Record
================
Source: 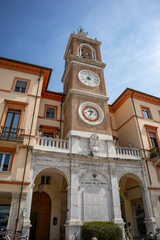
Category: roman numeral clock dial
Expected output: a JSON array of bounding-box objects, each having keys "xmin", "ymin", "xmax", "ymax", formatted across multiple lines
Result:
[
  {"xmin": 79, "ymin": 102, "xmax": 104, "ymax": 125},
  {"xmin": 78, "ymin": 70, "xmax": 100, "ymax": 87}
]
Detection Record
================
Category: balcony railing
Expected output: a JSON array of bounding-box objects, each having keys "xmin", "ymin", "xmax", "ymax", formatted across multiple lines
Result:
[
  {"xmin": 34, "ymin": 136, "xmax": 70, "ymax": 153},
  {"xmin": 116, "ymin": 146, "xmax": 141, "ymax": 159},
  {"xmin": 0, "ymin": 126, "xmax": 25, "ymax": 142}
]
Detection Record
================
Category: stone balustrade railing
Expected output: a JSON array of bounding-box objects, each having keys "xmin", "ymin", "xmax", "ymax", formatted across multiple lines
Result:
[
  {"xmin": 116, "ymin": 146, "xmax": 141, "ymax": 159},
  {"xmin": 34, "ymin": 136, "xmax": 141, "ymax": 160},
  {"xmin": 34, "ymin": 136, "xmax": 70, "ymax": 152}
]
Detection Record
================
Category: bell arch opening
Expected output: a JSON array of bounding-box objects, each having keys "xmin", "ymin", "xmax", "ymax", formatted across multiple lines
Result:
[{"xmin": 78, "ymin": 43, "xmax": 96, "ymax": 60}]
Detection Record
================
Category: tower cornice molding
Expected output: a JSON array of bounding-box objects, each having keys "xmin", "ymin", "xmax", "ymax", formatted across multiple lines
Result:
[
  {"xmin": 61, "ymin": 57, "xmax": 106, "ymax": 84},
  {"xmin": 64, "ymin": 89, "xmax": 109, "ymax": 106}
]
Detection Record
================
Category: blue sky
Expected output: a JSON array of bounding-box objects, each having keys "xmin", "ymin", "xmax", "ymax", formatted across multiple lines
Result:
[{"xmin": 0, "ymin": 0, "xmax": 160, "ymax": 103}]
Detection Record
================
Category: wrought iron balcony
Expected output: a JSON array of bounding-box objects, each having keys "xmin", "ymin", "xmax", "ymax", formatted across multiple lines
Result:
[{"xmin": 0, "ymin": 126, "xmax": 25, "ymax": 142}]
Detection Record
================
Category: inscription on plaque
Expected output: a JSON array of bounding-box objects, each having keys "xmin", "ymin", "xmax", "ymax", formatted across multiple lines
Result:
[{"xmin": 80, "ymin": 172, "xmax": 111, "ymax": 222}]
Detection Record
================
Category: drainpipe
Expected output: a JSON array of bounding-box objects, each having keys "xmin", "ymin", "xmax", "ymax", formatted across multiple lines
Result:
[
  {"xmin": 131, "ymin": 92, "xmax": 152, "ymax": 185},
  {"xmin": 59, "ymin": 96, "xmax": 64, "ymax": 139},
  {"xmin": 15, "ymin": 69, "xmax": 42, "ymax": 234}
]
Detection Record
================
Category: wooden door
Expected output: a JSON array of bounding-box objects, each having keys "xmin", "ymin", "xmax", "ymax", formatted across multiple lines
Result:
[{"xmin": 30, "ymin": 192, "xmax": 51, "ymax": 240}]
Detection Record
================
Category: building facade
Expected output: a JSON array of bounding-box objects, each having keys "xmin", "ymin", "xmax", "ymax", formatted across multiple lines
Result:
[
  {"xmin": 109, "ymin": 88, "xmax": 160, "ymax": 232},
  {"xmin": 0, "ymin": 30, "xmax": 159, "ymax": 240}
]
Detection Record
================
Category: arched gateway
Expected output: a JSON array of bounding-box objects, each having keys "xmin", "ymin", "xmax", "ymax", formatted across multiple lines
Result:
[{"xmin": 24, "ymin": 166, "xmax": 68, "ymax": 240}]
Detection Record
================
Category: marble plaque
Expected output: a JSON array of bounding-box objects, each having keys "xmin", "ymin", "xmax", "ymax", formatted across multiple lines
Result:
[{"xmin": 83, "ymin": 187, "xmax": 108, "ymax": 222}]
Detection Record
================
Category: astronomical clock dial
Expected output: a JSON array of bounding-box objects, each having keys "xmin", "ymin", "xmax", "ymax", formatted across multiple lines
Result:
[
  {"xmin": 78, "ymin": 70, "xmax": 100, "ymax": 87},
  {"xmin": 78, "ymin": 102, "xmax": 104, "ymax": 125}
]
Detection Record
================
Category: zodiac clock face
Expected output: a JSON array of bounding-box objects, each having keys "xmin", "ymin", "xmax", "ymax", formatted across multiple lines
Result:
[
  {"xmin": 78, "ymin": 102, "xmax": 104, "ymax": 125},
  {"xmin": 78, "ymin": 70, "xmax": 100, "ymax": 87}
]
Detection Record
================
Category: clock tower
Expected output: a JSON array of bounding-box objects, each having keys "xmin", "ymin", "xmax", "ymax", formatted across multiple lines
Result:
[{"xmin": 61, "ymin": 29, "xmax": 113, "ymax": 155}]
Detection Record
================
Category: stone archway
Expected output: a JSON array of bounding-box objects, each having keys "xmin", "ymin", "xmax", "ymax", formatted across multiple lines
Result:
[
  {"xmin": 119, "ymin": 173, "xmax": 146, "ymax": 238},
  {"xmin": 29, "ymin": 167, "xmax": 68, "ymax": 240}
]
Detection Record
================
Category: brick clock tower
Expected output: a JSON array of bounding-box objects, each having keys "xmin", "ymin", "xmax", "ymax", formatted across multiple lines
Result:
[{"xmin": 61, "ymin": 29, "xmax": 113, "ymax": 156}]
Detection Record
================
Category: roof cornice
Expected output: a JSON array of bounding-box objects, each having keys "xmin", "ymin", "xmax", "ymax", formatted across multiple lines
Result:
[{"xmin": 109, "ymin": 88, "xmax": 160, "ymax": 113}]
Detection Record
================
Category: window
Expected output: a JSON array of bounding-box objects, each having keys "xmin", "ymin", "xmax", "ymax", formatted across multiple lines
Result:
[
  {"xmin": 142, "ymin": 108, "xmax": 151, "ymax": 119},
  {"xmin": 0, "ymin": 153, "xmax": 11, "ymax": 171},
  {"xmin": 2, "ymin": 110, "xmax": 21, "ymax": 140},
  {"xmin": 39, "ymin": 125, "xmax": 58, "ymax": 146},
  {"xmin": 14, "ymin": 80, "xmax": 28, "ymax": 93},
  {"xmin": 140, "ymin": 105, "xmax": 153, "ymax": 120},
  {"xmin": 0, "ymin": 205, "xmax": 10, "ymax": 229},
  {"xmin": 45, "ymin": 107, "xmax": 56, "ymax": 119},
  {"xmin": 144, "ymin": 125, "xmax": 160, "ymax": 152},
  {"xmin": 149, "ymin": 132, "xmax": 158, "ymax": 148},
  {"xmin": 0, "ymin": 100, "xmax": 28, "ymax": 142},
  {"xmin": 43, "ymin": 132, "xmax": 54, "ymax": 146},
  {"xmin": 41, "ymin": 176, "xmax": 51, "ymax": 184}
]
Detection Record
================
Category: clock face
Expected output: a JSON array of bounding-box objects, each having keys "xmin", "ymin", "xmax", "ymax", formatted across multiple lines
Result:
[
  {"xmin": 78, "ymin": 70, "xmax": 100, "ymax": 87},
  {"xmin": 79, "ymin": 102, "xmax": 104, "ymax": 125},
  {"xmin": 83, "ymin": 106, "xmax": 99, "ymax": 121}
]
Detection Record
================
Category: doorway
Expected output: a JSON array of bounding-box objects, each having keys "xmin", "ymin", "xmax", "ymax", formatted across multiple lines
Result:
[{"xmin": 30, "ymin": 192, "xmax": 51, "ymax": 240}]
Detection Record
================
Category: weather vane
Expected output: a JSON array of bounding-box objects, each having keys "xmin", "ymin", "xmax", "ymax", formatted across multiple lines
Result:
[{"xmin": 78, "ymin": 26, "xmax": 88, "ymax": 35}]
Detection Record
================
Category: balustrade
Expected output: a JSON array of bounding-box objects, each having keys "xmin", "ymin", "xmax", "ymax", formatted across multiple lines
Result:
[
  {"xmin": 116, "ymin": 146, "xmax": 141, "ymax": 158},
  {"xmin": 34, "ymin": 136, "xmax": 69, "ymax": 151}
]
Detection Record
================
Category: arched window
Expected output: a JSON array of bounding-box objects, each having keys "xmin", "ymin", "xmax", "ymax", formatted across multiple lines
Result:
[{"xmin": 78, "ymin": 44, "xmax": 96, "ymax": 60}]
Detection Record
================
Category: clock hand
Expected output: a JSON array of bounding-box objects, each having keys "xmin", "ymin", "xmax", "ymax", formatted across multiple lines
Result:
[
  {"xmin": 87, "ymin": 75, "xmax": 92, "ymax": 80},
  {"xmin": 88, "ymin": 109, "xmax": 94, "ymax": 116}
]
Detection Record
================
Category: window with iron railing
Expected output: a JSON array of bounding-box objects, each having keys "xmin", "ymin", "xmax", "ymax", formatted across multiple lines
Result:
[{"xmin": 0, "ymin": 110, "xmax": 24, "ymax": 142}]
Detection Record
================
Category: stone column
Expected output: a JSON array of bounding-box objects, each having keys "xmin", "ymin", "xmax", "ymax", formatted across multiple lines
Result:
[
  {"xmin": 7, "ymin": 192, "xmax": 19, "ymax": 234},
  {"xmin": 150, "ymin": 194, "xmax": 159, "ymax": 222},
  {"xmin": 22, "ymin": 165, "xmax": 35, "ymax": 237},
  {"xmin": 140, "ymin": 187, "xmax": 156, "ymax": 233},
  {"xmin": 141, "ymin": 164, "xmax": 157, "ymax": 233},
  {"xmin": 22, "ymin": 182, "xmax": 34, "ymax": 236},
  {"xmin": 65, "ymin": 161, "xmax": 81, "ymax": 240},
  {"xmin": 8, "ymin": 192, "xmax": 27, "ymax": 234},
  {"xmin": 60, "ymin": 191, "xmax": 67, "ymax": 240},
  {"xmin": 109, "ymin": 166, "xmax": 125, "ymax": 239}
]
